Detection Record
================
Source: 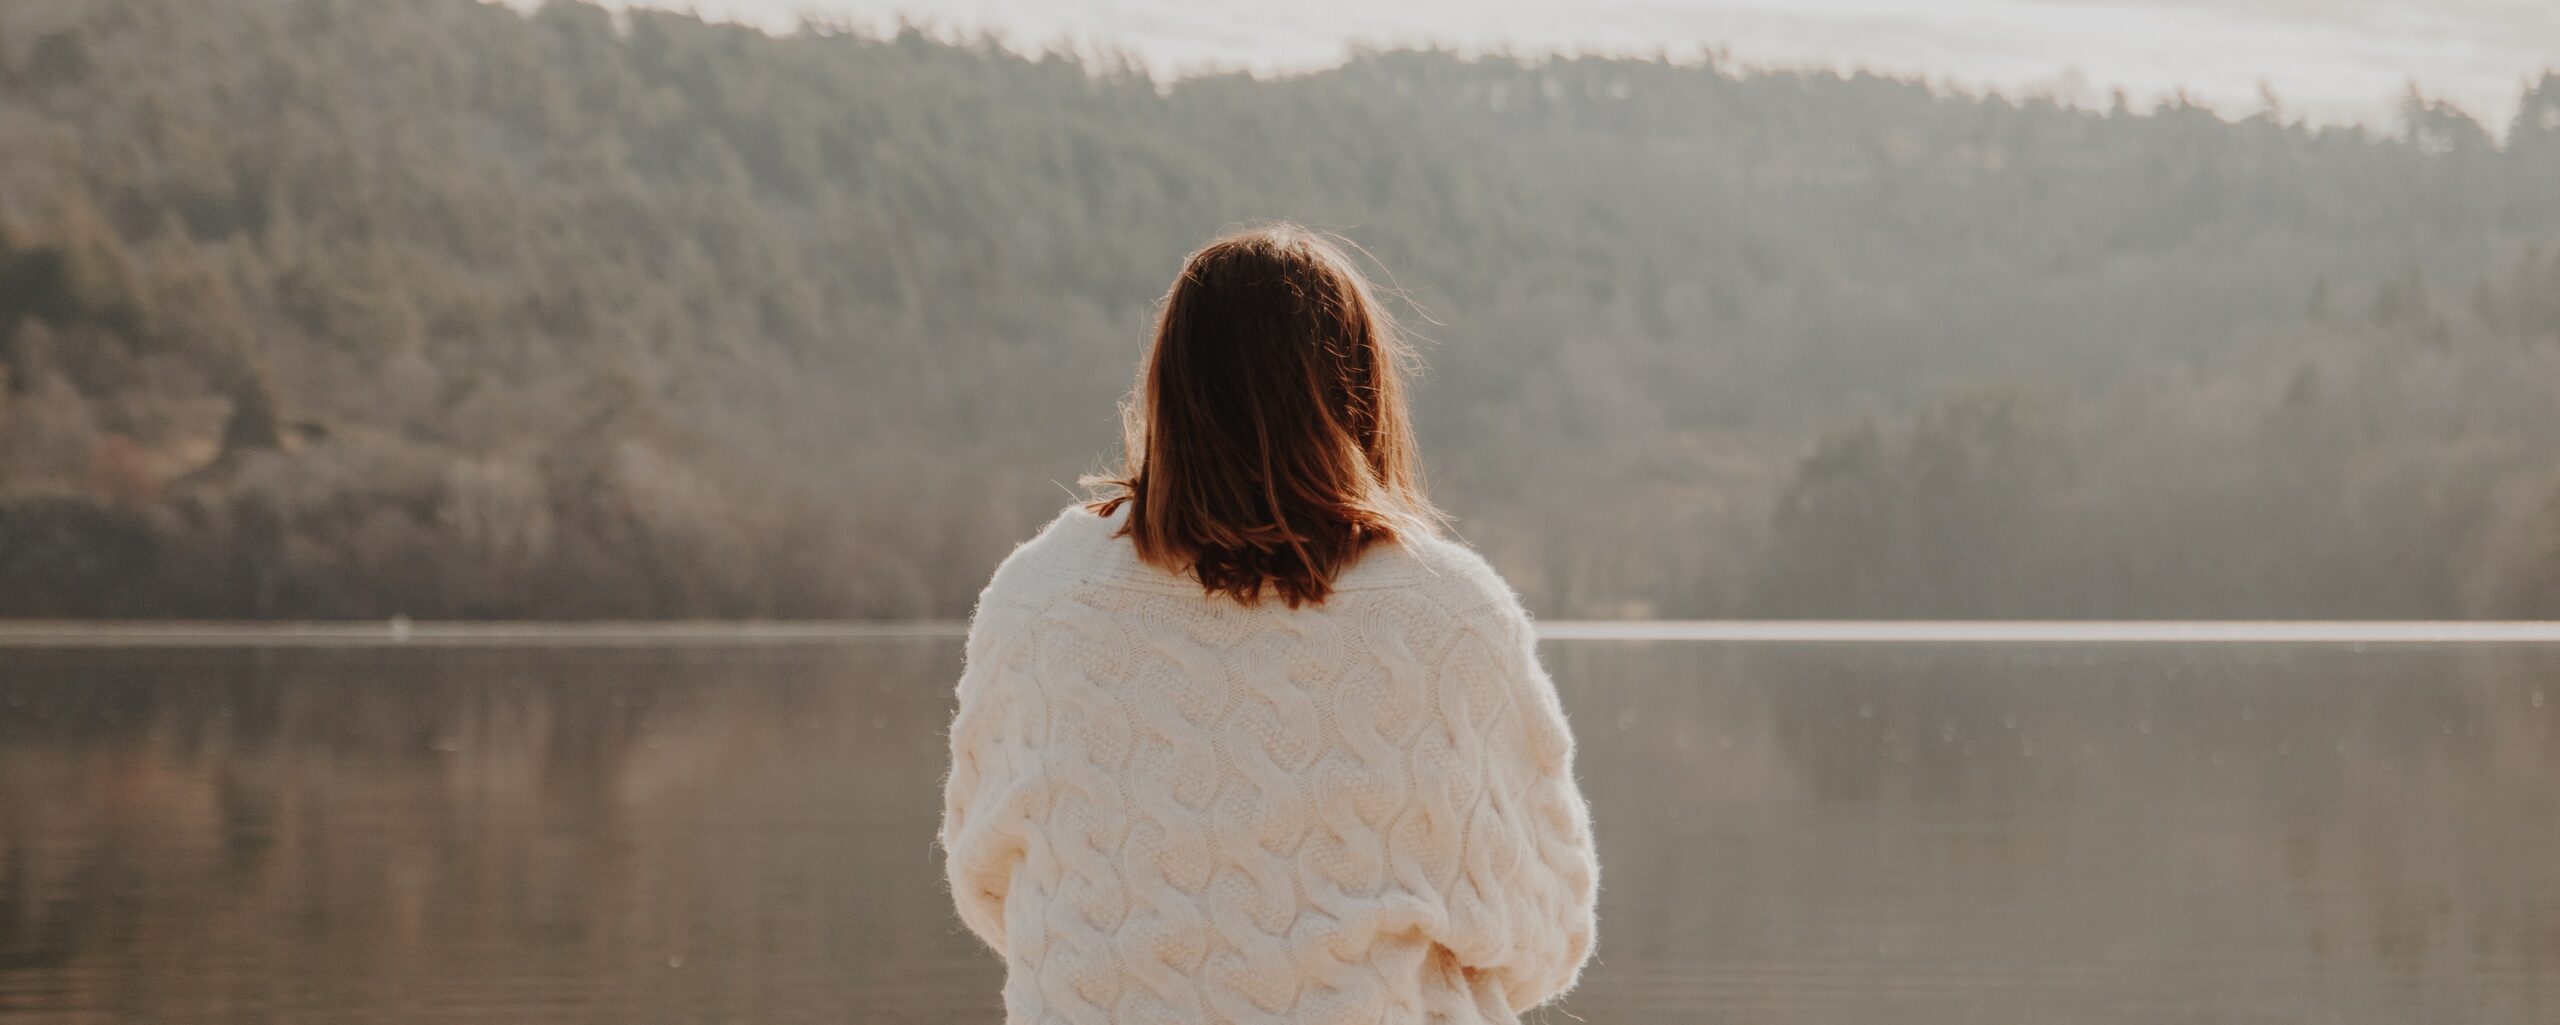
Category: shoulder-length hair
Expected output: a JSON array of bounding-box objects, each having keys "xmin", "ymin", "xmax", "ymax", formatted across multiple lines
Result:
[{"xmin": 1083, "ymin": 223, "xmax": 1444, "ymax": 607}]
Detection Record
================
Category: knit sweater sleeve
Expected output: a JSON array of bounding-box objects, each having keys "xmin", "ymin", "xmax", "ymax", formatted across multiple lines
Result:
[
  {"xmin": 1428, "ymin": 583, "xmax": 1601, "ymax": 1012},
  {"xmin": 936, "ymin": 557, "xmax": 1053, "ymax": 956}
]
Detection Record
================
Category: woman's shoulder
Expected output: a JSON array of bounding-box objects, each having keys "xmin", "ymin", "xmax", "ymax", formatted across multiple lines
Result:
[
  {"xmin": 961, "ymin": 503, "xmax": 1120, "ymax": 661},
  {"xmin": 976, "ymin": 501, "xmax": 1525, "ymax": 622},
  {"xmin": 1341, "ymin": 524, "xmax": 1526, "ymax": 619},
  {"xmin": 980, "ymin": 502, "xmax": 1119, "ymax": 598}
]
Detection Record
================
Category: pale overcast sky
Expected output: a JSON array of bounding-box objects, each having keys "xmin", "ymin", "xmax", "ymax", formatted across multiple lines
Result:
[{"xmin": 581, "ymin": 0, "xmax": 2558, "ymax": 130}]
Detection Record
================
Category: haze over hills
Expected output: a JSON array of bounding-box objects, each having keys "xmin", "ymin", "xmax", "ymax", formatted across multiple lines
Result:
[
  {"xmin": 577, "ymin": 0, "xmax": 2560, "ymax": 131},
  {"xmin": 2, "ymin": 0, "xmax": 2558, "ymax": 620}
]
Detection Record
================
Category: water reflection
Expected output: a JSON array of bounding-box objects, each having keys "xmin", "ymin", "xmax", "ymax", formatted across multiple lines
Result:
[
  {"xmin": 1, "ymin": 642, "xmax": 2554, "ymax": 1023},
  {"xmin": 1555, "ymin": 643, "xmax": 2559, "ymax": 1022}
]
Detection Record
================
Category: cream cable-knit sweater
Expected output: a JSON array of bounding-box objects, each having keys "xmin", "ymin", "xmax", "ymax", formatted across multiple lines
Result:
[{"xmin": 939, "ymin": 502, "xmax": 1599, "ymax": 1025}]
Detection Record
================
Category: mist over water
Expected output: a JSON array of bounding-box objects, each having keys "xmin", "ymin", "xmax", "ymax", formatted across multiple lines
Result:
[{"xmin": 4, "ymin": 640, "xmax": 2554, "ymax": 1023}]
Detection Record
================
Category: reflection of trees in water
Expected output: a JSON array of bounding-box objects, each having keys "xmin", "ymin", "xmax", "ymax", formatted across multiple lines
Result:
[
  {"xmin": 2, "ymin": 643, "xmax": 2552, "ymax": 1021},
  {"xmin": 1547, "ymin": 642, "xmax": 2560, "ymax": 1020},
  {"xmin": 2273, "ymin": 648, "xmax": 2560, "ymax": 991},
  {"xmin": 0, "ymin": 641, "xmax": 991, "ymax": 1021}
]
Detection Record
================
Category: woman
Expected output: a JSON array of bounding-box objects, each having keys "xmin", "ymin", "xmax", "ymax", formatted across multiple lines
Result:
[{"xmin": 939, "ymin": 223, "xmax": 1599, "ymax": 1024}]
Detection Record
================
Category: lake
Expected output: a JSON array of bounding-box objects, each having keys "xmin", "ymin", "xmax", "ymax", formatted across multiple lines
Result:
[{"xmin": 1, "ymin": 635, "xmax": 2555, "ymax": 1023}]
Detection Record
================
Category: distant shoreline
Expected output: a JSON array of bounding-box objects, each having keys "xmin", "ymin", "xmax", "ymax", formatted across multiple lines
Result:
[{"xmin": 3, "ymin": 619, "xmax": 2557, "ymax": 647}]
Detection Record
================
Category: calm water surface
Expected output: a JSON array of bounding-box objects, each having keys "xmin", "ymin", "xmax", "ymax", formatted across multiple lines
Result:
[{"xmin": 1, "ymin": 640, "xmax": 2555, "ymax": 1023}]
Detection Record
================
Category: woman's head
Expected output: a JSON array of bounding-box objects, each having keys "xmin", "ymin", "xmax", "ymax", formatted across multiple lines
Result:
[{"xmin": 1086, "ymin": 223, "xmax": 1442, "ymax": 607}]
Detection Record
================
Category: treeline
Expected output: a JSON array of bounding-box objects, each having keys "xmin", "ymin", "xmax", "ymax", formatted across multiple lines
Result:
[{"xmin": 0, "ymin": 0, "xmax": 2557, "ymax": 619}]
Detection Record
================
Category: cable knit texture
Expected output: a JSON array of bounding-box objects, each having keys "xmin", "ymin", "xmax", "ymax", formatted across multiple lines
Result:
[{"xmin": 940, "ymin": 502, "xmax": 1599, "ymax": 1025}]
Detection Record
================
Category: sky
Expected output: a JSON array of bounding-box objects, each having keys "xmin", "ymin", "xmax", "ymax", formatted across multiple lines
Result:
[{"xmin": 583, "ymin": 0, "xmax": 2559, "ymax": 131}]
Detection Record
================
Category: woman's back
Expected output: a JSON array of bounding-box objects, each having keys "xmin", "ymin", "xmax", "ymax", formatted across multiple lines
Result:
[{"xmin": 941, "ymin": 501, "xmax": 1598, "ymax": 1024}]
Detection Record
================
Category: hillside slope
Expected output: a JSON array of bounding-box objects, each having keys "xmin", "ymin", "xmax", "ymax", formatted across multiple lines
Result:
[{"xmin": 2, "ymin": 0, "xmax": 2557, "ymax": 618}]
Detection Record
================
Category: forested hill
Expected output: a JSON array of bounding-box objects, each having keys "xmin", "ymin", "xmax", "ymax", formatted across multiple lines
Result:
[{"xmin": 2, "ymin": 0, "xmax": 2558, "ymax": 619}]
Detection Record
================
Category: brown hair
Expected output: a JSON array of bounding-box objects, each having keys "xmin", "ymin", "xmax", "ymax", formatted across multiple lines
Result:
[{"xmin": 1084, "ymin": 223, "xmax": 1443, "ymax": 607}]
